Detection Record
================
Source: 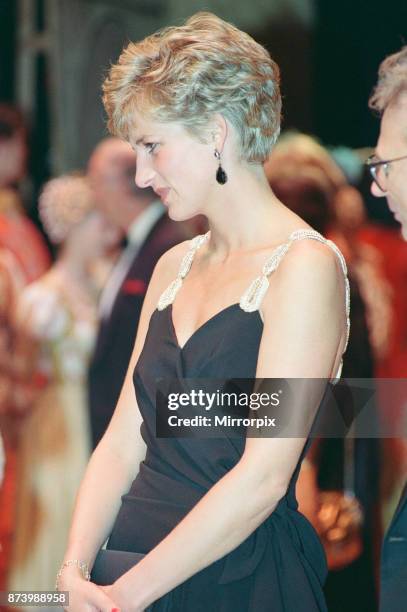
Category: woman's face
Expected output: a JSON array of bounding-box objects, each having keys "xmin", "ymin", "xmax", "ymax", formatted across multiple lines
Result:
[
  {"xmin": 0, "ymin": 134, "xmax": 27, "ymax": 187},
  {"xmin": 129, "ymin": 112, "xmax": 218, "ymax": 221}
]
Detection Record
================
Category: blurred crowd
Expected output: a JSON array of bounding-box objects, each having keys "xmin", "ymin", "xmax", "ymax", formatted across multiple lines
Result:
[{"xmin": 0, "ymin": 102, "xmax": 406, "ymax": 611}]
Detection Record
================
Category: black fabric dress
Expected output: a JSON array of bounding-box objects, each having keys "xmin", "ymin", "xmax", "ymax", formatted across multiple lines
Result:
[{"xmin": 106, "ymin": 230, "xmax": 348, "ymax": 611}]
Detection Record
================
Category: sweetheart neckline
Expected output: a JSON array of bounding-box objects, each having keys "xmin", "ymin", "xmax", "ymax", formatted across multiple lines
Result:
[
  {"xmin": 160, "ymin": 304, "xmax": 343, "ymax": 383},
  {"xmin": 166, "ymin": 303, "xmax": 262, "ymax": 351}
]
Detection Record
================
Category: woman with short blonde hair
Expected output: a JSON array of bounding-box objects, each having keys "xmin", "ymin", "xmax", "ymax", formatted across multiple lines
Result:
[
  {"xmin": 58, "ymin": 13, "xmax": 349, "ymax": 611},
  {"xmin": 103, "ymin": 12, "xmax": 281, "ymax": 164}
]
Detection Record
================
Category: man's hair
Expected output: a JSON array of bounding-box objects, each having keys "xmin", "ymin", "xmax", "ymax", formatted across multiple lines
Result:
[
  {"xmin": 369, "ymin": 46, "xmax": 407, "ymax": 114},
  {"xmin": 102, "ymin": 11, "xmax": 281, "ymax": 163}
]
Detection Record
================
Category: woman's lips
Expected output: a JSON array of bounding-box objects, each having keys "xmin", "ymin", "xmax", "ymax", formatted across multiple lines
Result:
[{"xmin": 155, "ymin": 187, "xmax": 170, "ymax": 204}]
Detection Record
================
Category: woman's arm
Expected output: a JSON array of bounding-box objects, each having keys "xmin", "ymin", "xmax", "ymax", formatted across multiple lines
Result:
[
  {"xmin": 108, "ymin": 240, "xmax": 347, "ymax": 611},
  {"xmin": 57, "ymin": 241, "xmax": 190, "ymax": 608}
]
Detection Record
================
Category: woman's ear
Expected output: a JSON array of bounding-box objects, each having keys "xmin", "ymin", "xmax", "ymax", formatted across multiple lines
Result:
[{"xmin": 210, "ymin": 114, "xmax": 228, "ymax": 152}]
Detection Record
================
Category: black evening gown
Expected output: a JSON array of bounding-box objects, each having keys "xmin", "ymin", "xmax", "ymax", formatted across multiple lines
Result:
[{"xmin": 107, "ymin": 301, "xmax": 329, "ymax": 611}]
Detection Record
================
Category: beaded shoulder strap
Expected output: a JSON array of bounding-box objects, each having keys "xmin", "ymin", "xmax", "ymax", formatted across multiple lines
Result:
[
  {"xmin": 157, "ymin": 232, "xmax": 210, "ymax": 311},
  {"xmin": 239, "ymin": 228, "xmax": 350, "ymax": 380}
]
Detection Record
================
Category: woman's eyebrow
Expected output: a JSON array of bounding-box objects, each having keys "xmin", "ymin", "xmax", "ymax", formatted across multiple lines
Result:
[{"xmin": 135, "ymin": 135, "xmax": 154, "ymax": 145}]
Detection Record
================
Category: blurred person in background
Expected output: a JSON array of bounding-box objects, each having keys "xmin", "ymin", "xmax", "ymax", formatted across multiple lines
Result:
[
  {"xmin": 0, "ymin": 104, "xmax": 50, "ymax": 278},
  {"xmin": 367, "ymin": 44, "xmax": 407, "ymax": 612},
  {"xmin": 0, "ymin": 103, "xmax": 50, "ymax": 590},
  {"xmin": 0, "ymin": 243, "xmax": 29, "ymax": 590},
  {"xmin": 7, "ymin": 174, "xmax": 121, "ymax": 597},
  {"xmin": 266, "ymin": 134, "xmax": 382, "ymax": 612},
  {"xmin": 87, "ymin": 137, "xmax": 188, "ymax": 448}
]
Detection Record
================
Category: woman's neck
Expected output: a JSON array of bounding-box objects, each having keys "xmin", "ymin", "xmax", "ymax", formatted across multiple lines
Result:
[
  {"xmin": 204, "ymin": 169, "xmax": 304, "ymax": 258},
  {"xmin": 56, "ymin": 248, "xmax": 92, "ymax": 288}
]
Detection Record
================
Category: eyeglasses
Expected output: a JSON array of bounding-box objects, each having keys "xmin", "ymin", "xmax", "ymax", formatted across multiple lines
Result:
[{"xmin": 366, "ymin": 153, "xmax": 407, "ymax": 192}]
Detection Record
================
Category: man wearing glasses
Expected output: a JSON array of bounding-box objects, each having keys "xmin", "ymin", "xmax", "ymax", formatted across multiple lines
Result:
[{"xmin": 367, "ymin": 46, "xmax": 407, "ymax": 612}]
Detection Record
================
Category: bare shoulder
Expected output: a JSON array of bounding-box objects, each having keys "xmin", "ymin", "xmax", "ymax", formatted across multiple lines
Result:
[
  {"xmin": 261, "ymin": 237, "xmax": 346, "ymax": 326},
  {"xmin": 274, "ymin": 238, "xmax": 342, "ymax": 291}
]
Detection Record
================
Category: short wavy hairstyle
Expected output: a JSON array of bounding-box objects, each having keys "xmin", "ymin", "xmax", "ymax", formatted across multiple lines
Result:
[
  {"xmin": 102, "ymin": 12, "xmax": 281, "ymax": 163},
  {"xmin": 369, "ymin": 46, "xmax": 407, "ymax": 114}
]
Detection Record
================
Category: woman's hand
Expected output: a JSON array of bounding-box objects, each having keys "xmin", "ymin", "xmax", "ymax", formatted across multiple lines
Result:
[
  {"xmin": 100, "ymin": 583, "xmax": 145, "ymax": 612},
  {"xmin": 58, "ymin": 565, "xmax": 120, "ymax": 611}
]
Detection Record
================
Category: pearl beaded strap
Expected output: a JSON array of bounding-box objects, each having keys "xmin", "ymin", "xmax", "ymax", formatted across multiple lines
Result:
[
  {"xmin": 157, "ymin": 232, "xmax": 210, "ymax": 311},
  {"xmin": 239, "ymin": 242, "xmax": 291, "ymax": 313}
]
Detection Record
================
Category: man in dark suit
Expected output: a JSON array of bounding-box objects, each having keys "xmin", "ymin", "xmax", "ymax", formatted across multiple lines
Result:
[
  {"xmin": 368, "ymin": 47, "xmax": 407, "ymax": 611},
  {"xmin": 87, "ymin": 137, "xmax": 188, "ymax": 448}
]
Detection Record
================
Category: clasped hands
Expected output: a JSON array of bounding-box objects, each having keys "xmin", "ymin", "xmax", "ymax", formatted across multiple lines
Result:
[{"xmin": 59, "ymin": 567, "xmax": 145, "ymax": 612}]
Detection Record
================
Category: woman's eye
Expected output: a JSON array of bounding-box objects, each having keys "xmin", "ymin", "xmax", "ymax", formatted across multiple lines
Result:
[{"xmin": 145, "ymin": 142, "xmax": 158, "ymax": 154}]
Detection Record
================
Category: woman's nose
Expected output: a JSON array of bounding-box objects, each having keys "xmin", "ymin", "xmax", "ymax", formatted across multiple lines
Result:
[{"xmin": 135, "ymin": 158, "xmax": 154, "ymax": 189}]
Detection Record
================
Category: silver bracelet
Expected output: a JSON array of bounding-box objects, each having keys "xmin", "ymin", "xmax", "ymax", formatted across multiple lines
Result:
[{"xmin": 55, "ymin": 559, "xmax": 91, "ymax": 590}]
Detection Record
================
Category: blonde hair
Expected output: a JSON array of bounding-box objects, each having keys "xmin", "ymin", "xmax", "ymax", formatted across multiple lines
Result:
[
  {"xmin": 102, "ymin": 12, "xmax": 281, "ymax": 163},
  {"xmin": 39, "ymin": 174, "xmax": 94, "ymax": 244},
  {"xmin": 369, "ymin": 46, "xmax": 407, "ymax": 113}
]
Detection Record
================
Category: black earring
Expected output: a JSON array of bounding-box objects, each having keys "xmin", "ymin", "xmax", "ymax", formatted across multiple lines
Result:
[{"xmin": 214, "ymin": 149, "xmax": 228, "ymax": 185}]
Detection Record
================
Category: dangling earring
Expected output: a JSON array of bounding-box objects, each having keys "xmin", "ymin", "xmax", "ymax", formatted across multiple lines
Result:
[{"xmin": 214, "ymin": 149, "xmax": 228, "ymax": 185}]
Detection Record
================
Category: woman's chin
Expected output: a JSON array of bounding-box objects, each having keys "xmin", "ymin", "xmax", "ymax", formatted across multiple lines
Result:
[{"xmin": 167, "ymin": 205, "xmax": 197, "ymax": 223}]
